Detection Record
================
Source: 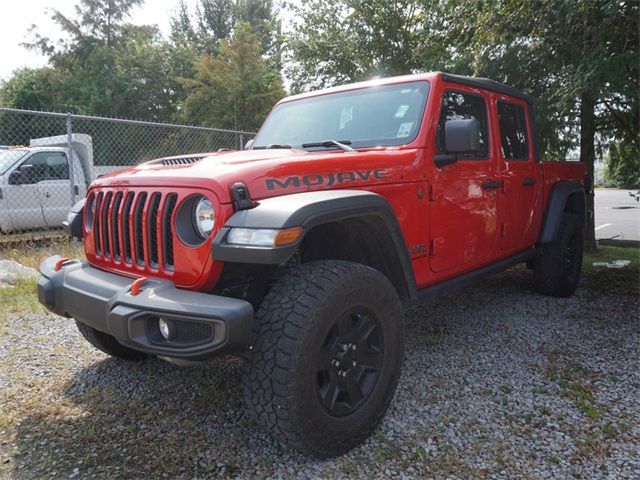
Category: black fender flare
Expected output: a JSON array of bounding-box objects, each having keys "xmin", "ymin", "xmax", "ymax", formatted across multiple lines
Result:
[
  {"xmin": 212, "ymin": 190, "xmax": 417, "ymax": 298},
  {"xmin": 64, "ymin": 198, "xmax": 85, "ymax": 239},
  {"xmin": 538, "ymin": 181, "xmax": 585, "ymax": 244}
]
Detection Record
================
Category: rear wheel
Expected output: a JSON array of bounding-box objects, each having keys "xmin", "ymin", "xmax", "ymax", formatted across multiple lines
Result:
[
  {"xmin": 75, "ymin": 321, "xmax": 149, "ymax": 361},
  {"xmin": 533, "ymin": 212, "xmax": 583, "ymax": 297},
  {"xmin": 243, "ymin": 260, "xmax": 404, "ymax": 457}
]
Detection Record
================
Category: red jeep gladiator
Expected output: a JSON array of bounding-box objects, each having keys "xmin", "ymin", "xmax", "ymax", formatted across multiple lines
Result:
[{"xmin": 38, "ymin": 72, "xmax": 588, "ymax": 457}]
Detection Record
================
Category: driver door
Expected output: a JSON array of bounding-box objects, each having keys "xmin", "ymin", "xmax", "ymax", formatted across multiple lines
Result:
[
  {"xmin": 429, "ymin": 87, "xmax": 500, "ymax": 273},
  {"xmin": 5, "ymin": 154, "xmax": 46, "ymax": 230}
]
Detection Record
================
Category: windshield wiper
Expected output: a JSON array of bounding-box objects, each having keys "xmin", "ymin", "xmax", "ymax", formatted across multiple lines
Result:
[
  {"xmin": 301, "ymin": 140, "xmax": 355, "ymax": 152},
  {"xmin": 253, "ymin": 144, "xmax": 292, "ymax": 150}
]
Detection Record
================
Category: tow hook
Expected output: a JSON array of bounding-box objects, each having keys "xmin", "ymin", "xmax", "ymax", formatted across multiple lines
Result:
[
  {"xmin": 129, "ymin": 277, "xmax": 149, "ymax": 296},
  {"xmin": 53, "ymin": 258, "xmax": 71, "ymax": 271}
]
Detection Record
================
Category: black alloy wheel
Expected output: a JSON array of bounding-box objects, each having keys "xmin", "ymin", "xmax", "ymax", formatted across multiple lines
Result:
[{"xmin": 316, "ymin": 307, "xmax": 384, "ymax": 416}]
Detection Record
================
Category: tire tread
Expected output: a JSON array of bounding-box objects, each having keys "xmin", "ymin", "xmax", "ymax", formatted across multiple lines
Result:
[
  {"xmin": 534, "ymin": 212, "xmax": 583, "ymax": 297},
  {"xmin": 243, "ymin": 260, "xmax": 403, "ymax": 457}
]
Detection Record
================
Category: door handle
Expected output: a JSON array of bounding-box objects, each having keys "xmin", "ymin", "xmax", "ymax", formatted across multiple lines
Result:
[
  {"xmin": 45, "ymin": 191, "xmax": 51, "ymax": 198},
  {"xmin": 482, "ymin": 180, "xmax": 502, "ymax": 190},
  {"xmin": 522, "ymin": 178, "xmax": 537, "ymax": 186}
]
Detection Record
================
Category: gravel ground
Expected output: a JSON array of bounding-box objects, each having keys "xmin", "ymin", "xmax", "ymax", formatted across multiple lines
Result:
[{"xmin": 0, "ymin": 265, "xmax": 638, "ymax": 479}]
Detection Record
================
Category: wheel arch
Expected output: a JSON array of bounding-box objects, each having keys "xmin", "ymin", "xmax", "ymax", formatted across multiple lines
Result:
[
  {"xmin": 538, "ymin": 181, "xmax": 585, "ymax": 244},
  {"xmin": 212, "ymin": 190, "xmax": 417, "ymax": 300}
]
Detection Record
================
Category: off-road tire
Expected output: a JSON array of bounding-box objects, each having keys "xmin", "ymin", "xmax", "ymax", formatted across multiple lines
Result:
[
  {"xmin": 533, "ymin": 212, "xmax": 583, "ymax": 297},
  {"xmin": 75, "ymin": 321, "xmax": 149, "ymax": 361},
  {"xmin": 243, "ymin": 260, "xmax": 404, "ymax": 457}
]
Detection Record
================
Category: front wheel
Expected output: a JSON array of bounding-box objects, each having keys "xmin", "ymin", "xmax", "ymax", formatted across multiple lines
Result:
[
  {"xmin": 533, "ymin": 212, "xmax": 583, "ymax": 297},
  {"xmin": 243, "ymin": 260, "xmax": 404, "ymax": 457}
]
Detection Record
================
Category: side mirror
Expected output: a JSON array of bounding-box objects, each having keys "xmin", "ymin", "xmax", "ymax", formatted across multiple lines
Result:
[
  {"xmin": 433, "ymin": 118, "xmax": 482, "ymax": 168},
  {"xmin": 445, "ymin": 118, "xmax": 481, "ymax": 153},
  {"xmin": 20, "ymin": 164, "xmax": 35, "ymax": 182},
  {"xmin": 8, "ymin": 170, "xmax": 25, "ymax": 185},
  {"xmin": 244, "ymin": 139, "xmax": 255, "ymax": 150}
]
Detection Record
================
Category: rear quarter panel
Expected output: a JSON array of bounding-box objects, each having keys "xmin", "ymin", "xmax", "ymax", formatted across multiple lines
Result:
[{"xmin": 541, "ymin": 161, "xmax": 586, "ymax": 207}]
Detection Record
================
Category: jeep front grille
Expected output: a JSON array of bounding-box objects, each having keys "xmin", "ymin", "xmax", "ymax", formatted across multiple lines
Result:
[{"xmin": 88, "ymin": 189, "xmax": 179, "ymax": 272}]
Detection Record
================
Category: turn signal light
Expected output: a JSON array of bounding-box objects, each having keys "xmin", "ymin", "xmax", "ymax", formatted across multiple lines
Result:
[{"xmin": 274, "ymin": 227, "xmax": 304, "ymax": 247}]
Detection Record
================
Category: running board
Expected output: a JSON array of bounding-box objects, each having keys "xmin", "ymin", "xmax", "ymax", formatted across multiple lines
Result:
[{"xmin": 411, "ymin": 249, "xmax": 538, "ymax": 305}]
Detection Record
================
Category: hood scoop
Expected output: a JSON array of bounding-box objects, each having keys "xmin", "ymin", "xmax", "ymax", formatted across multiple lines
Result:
[{"xmin": 152, "ymin": 156, "xmax": 207, "ymax": 166}]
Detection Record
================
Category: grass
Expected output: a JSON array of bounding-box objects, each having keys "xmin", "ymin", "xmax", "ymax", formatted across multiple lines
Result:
[
  {"xmin": 0, "ymin": 237, "xmax": 84, "ymax": 271},
  {"xmin": 0, "ymin": 277, "xmax": 45, "ymax": 334},
  {"xmin": 582, "ymin": 245, "xmax": 640, "ymax": 293},
  {"xmin": 0, "ymin": 238, "xmax": 84, "ymax": 329}
]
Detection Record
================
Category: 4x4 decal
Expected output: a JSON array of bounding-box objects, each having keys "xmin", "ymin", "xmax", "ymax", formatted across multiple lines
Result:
[{"xmin": 265, "ymin": 169, "xmax": 389, "ymax": 191}]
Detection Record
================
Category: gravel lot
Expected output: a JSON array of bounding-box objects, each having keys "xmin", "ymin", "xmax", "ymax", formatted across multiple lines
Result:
[{"xmin": 0, "ymin": 260, "xmax": 638, "ymax": 479}]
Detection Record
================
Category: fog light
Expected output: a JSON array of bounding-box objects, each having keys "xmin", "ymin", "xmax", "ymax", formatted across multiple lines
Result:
[{"xmin": 158, "ymin": 318, "xmax": 174, "ymax": 340}]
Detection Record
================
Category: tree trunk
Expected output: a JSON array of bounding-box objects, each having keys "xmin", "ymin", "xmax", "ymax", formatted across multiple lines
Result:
[{"xmin": 580, "ymin": 91, "xmax": 597, "ymax": 252}]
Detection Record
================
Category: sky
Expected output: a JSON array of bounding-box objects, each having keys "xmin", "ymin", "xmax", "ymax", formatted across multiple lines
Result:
[{"xmin": 0, "ymin": 0, "xmax": 202, "ymax": 81}]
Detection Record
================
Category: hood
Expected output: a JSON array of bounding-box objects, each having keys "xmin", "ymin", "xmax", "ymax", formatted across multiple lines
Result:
[{"xmin": 92, "ymin": 147, "xmax": 424, "ymax": 204}]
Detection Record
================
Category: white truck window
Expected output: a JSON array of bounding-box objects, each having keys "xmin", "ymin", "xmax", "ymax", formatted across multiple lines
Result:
[{"xmin": 23, "ymin": 152, "xmax": 69, "ymax": 183}]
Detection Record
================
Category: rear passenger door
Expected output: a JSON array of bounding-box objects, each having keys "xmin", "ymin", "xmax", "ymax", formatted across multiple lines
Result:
[
  {"xmin": 429, "ymin": 86, "xmax": 500, "ymax": 273},
  {"xmin": 493, "ymin": 98, "xmax": 543, "ymax": 251}
]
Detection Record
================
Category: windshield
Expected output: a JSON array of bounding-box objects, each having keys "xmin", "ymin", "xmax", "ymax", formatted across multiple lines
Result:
[
  {"xmin": 0, "ymin": 150, "xmax": 28, "ymax": 176},
  {"xmin": 254, "ymin": 81, "xmax": 430, "ymax": 150}
]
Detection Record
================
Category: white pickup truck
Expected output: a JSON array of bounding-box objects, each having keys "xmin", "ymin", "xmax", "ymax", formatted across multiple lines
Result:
[{"xmin": 0, "ymin": 134, "xmax": 94, "ymax": 233}]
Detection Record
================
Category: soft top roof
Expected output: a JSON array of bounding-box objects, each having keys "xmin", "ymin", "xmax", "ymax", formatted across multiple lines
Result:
[
  {"xmin": 280, "ymin": 72, "xmax": 534, "ymax": 105},
  {"xmin": 439, "ymin": 73, "xmax": 534, "ymax": 105}
]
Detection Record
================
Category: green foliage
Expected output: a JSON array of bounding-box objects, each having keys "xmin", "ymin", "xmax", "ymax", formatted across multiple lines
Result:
[
  {"xmin": 285, "ymin": 0, "xmax": 425, "ymax": 92},
  {"xmin": 1, "ymin": 0, "xmax": 284, "ymax": 134},
  {"xmin": 27, "ymin": 0, "xmax": 146, "ymax": 53},
  {"xmin": 443, "ymin": 0, "xmax": 639, "ymax": 162},
  {"xmin": 180, "ymin": 22, "xmax": 284, "ymax": 131},
  {"xmin": 1, "ymin": 0, "xmax": 185, "ymax": 123},
  {"xmin": 605, "ymin": 141, "xmax": 640, "ymax": 189},
  {"xmin": 0, "ymin": 68, "xmax": 65, "ymax": 111},
  {"xmin": 172, "ymin": 0, "xmax": 277, "ymax": 55}
]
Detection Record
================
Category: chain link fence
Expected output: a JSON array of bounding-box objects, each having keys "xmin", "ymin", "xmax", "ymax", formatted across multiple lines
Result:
[{"xmin": 0, "ymin": 107, "xmax": 254, "ymax": 246}]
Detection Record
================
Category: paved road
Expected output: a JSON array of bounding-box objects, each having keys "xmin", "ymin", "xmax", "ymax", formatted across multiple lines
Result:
[{"xmin": 594, "ymin": 188, "xmax": 640, "ymax": 241}]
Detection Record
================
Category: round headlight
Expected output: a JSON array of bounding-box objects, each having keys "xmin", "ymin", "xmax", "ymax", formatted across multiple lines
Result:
[{"xmin": 194, "ymin": 197, "xmax": 215, "ymax": 238}]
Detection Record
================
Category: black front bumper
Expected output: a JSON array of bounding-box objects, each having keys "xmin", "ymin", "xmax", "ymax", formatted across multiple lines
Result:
[{"xmin": 38, "ymin": 256, "xmax": 253, "ymax": 363}]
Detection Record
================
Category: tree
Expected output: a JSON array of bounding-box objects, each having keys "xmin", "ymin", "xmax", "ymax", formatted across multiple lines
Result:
[
  {"xmin": 171, "ymin": 0, "xmax": 277, "ymax": 55},
  {"xmin": 285, "ymin": 0, "xmax": 424, "ymax": 92},
  {"xmin": 180, "ymin": 22, "xmax": 284, "ymax": 131},
  {"xmin": 27, "ymin": 0, "xmax": 145, "ymax": 52},
  {"xmin": 0, "ymin": 68, "xmax": 65, "ymax": 111},
  {"xmin": 605, "ymin": 141, "xmax": 640, "ymax": 189},
  {"xmin": 0, "ymin": 68, "xmax": 69, "ymax": 146},
  {"xmin": 14, "ymin": 0, "xmax": 185, "ymax": 122},
  {"xmin": 196, "ymin": 0, "xmax": 235, "ymax": 52}
]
